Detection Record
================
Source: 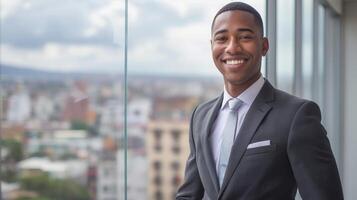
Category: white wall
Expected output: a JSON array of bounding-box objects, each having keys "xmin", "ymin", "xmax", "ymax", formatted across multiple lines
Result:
[{"xmin": 342, "ymin": 1, "xmax": 357, "ymax": 199}]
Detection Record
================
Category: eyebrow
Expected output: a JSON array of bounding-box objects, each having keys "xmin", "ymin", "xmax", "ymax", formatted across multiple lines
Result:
[
  {"xmin": 213, "ymin": 28, "xmax": 254, "ymax": 37},
  {"xmin": 237, "ymin": 28, "xmax": 254, "ymax": 33}
]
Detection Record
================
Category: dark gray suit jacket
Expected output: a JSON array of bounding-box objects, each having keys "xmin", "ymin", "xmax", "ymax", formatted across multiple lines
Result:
[{"xmin": 176, "ymin": 81, "xmax": 343, "ymax": 200}]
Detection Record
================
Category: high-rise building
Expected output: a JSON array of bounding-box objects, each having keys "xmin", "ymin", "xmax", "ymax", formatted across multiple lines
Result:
[
  {"xmin": 146, "ymin": 121, "xmax": 189, "ymax": 200},
  {"xmin": 33, "ymin": 94, "xmax": 54, "ymax": 121},
  {"xmin": 96, "ymin": 151, "xmax": 118, "ymax": 200},
  {"xmin": 62, "ymin": 81, "xmax": 96, "ymax": 125},
  {"xmin": 6, "ymin": 89, "xmax": 31, "ymax": 123}
]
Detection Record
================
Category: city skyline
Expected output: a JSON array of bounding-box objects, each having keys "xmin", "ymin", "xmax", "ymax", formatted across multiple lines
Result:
[{"xmin": 0, "ymin": 72, "xmax": 222, "ymax": 199}]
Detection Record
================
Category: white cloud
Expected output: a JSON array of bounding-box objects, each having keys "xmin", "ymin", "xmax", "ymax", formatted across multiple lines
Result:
[
  {"xmin": 1, "ymin": 44, "xmax": 123, "ymax": 72},
  {"xmin": 1, "ymin": 0, "xmax": 23, "ymax": 19},
  {"xmin": 154, "ymin": 0, "xmax": 232, "ymax": 19},
  {"xmin": 0, "ymin": 0, "xmax": 266, "ymax": 76},
  {"xmin": 129, "ymin": 40, "xmax": 166, "ymax": 64},
  {"xmin": 164, "ymin": 22, "xmax": 213, "ymax": 72},
  {"xmin": 127, "ymin": 21, "xmax": 218, "ymax": 76},
  {"xmin": 86, "ymin": 0, "xmax": 139, "ymax": 39},
  {"xmin": 157, "ymin": 0, "xmax": 192, "ymax": 18}
]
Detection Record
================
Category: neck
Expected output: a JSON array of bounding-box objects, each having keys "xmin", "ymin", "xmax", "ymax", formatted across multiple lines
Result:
[{"xmin": 225, "ymin": 73, "xmax": 261, "ymax": 97}]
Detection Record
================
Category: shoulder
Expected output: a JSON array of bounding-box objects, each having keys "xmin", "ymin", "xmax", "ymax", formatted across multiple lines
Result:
[
  {"xmin": 271, "ymin": 87, "xmax": 322, "ymax": 119},
  {"xmin": 274, "ymin": 88, "xmax": 318, "ymax": 108},
  {"xmin": 196, "ymin": 95, "xmax": 221, "ymax": 112},
  {"xmin": 189, "ymin": 94, "xmax": 222, "ymax": 123},
  {"xmin": 258, "ymin": 80, "xmax": 316, "ymax": 111}
]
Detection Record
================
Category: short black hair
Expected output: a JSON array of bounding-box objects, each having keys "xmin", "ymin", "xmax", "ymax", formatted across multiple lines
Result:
[{"xmin": 211, "ymin": 2, "xmax": 264, "ymax": 36}]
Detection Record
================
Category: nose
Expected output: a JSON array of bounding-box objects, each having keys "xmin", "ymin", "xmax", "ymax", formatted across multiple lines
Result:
[{"xmin": 225, "ymin": 37, "xmax": 241, "ymax": 54}]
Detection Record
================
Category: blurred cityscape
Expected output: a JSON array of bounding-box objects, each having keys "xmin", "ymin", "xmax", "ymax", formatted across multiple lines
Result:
[{"xmin": 0, "ymin": 65, "xmax": 222, "ymax": 200}]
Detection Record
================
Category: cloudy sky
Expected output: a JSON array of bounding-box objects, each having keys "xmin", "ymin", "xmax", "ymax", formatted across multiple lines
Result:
[{"xmin": 0, "ymin": 0, "xmax": 266, "ymax": 76}]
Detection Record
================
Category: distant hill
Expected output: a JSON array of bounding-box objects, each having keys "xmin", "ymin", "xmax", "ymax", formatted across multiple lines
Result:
[
  {"xmin": 0, "ymin": 64, "xmax": 220, "ymax": 82},
  {"xmin": 1, "ymin": 64, "xmax": 59, "ymax": 79},
  {"xmin": 0, "ymin": 64, "xmax": 116, "ymax": 81}
]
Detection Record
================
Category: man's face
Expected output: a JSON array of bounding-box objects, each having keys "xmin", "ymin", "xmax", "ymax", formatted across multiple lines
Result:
[{"xmin": 211, "ymin": 10, "xmax": 268, "ymax": 88}]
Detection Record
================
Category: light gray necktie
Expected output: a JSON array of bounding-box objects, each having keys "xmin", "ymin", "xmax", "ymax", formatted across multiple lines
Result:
[{"xmin": 218, "ymin": 98, "xmax": 243, "ymax": 187}]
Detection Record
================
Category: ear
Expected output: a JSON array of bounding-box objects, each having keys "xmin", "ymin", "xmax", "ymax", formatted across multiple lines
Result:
[
  {"xmin": 210, "ymin": 39, "xmax": 213, "ymax": 49},
  {"xmin": 262, "ymin": 37, "xmax": 269, "ymax": 56}
]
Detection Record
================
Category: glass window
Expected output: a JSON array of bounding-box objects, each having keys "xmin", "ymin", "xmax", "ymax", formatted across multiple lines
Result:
[
  {"xmin": 154, "ymin": 144, "xmax": 162, "ymax": 152},
  {"xmin": 172, "ymin": 145, "xmax": 181, "ymax": 154},
  {"xmin": 172, "ymin": 129, "xmax": 181, "ymax": 141},
  {"xmin": 172, "ymin": 175, "xmax": 181, "ymax": 187},
  {"xmin": 171, "ymin": 161, "xmax": 180, "ymax": 171},
  {"xmin": 155, "ymin": 191, "xmax": 163, "ymax": 200},
  {"xmin": 0, "ymin": 1, "xmax": 125, "ymax": 200},
  {"xmin": 322, "ymin": 8, "xmax": 342, "ymax": 166},
  {"xmin": 154, "ymin": 129, "xmax": 163, "ymax": 139},
  {"xmin": 316, "ymin": 4, "xmax": 326, "ymax": 114},
  {"xmin": 0, "ymin": 1, "xmax": 269, "ymax": 200},
  {"xmin": 153, "ymin": 161, "xmax": 162, "ymax": 171},
  {"xmin": 127, "ymin": 1, "xmax": 266, "ymax": 200},
  {"xmin": 153, "ymin": 175, "xmax": 162, "ymax": 186},
  {"xmin": 302, "ymin": 0, "xmax": 314, "ymax": 100},
  {"xmin": 276, "ymin": 0, "xmax": 295, "ymax": 93}
]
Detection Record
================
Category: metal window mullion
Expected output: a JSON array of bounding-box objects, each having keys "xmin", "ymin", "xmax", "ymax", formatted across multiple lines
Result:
[
  {"xmin": 334, "ymin": 16, "xmax": 343, "ymax": 170},
  {"xmin": 294, "ymin": 0, "xmax": 303, "ymax": 97},
  {"xmin": 324, "ymin": 9, "xmax": 334, "ymax": 145},
  {"xmin": 123, "ymin": 0, "xmax": 129, "ymax": 200},
  {"xmin": 320, "ymin": 6, "xmax": 326, "ymax": 123},
  {"xmin": 266, "ymin": 0, "xmax": 277, "ymax": 86},
  {"xmin": 312, "ymin": 0, "xmax": 319, "ymax": 102}
]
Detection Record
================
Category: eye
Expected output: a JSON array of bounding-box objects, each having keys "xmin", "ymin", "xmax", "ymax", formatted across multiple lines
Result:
[
  {"xmin": 239, "ymin": 34, "xmax": 254, "ymax": 40},
  {"xmin": 214, "ymin": 35, "xmax": 227, "ymax": 43}
]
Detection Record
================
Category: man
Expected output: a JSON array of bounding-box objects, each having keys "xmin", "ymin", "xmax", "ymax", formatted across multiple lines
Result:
[{"xmin": 176, "ymin": 2, "xmax": 343, "ymax": 200}]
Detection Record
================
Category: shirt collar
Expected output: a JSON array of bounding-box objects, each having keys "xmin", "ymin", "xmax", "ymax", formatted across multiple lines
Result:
[{"xmin": 221, "ymin": 75, "xmax": 265, "ymax": 110}]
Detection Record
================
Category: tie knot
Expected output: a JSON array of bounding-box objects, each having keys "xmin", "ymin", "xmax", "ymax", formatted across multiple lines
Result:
[{"xmin": 228, "ymin": 98, "xmax": 243, "ymax": 111}]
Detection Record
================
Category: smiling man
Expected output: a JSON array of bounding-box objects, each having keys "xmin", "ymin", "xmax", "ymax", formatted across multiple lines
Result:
[{"xmin": 176, "ymin": 2, "xmax": 343, "ymax": 200}]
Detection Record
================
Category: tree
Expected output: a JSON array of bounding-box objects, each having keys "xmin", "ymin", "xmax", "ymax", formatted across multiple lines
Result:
[
  {"xmin": 70, "ymin": 119, "xmax": 98, "ymax": 137},
  {"xmin": 1, "ymin": 139, "xmax": 24, "ymax": 162},
  {"xmin": 70, "ymin": 120, "xmax": 89, "ymax": 130},
  {"xmin": 1, "ymin": 139, "xmax": 24, "ymax": 182},
  {"xmin": 19, "ymin": 173, "xmax": 90, "ymax": 200},
  {"xmin": 16, "ymin": 197, "xmax": 50, "ymax": 200}
]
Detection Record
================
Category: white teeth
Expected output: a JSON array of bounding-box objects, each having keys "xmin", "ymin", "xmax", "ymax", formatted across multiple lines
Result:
[{"xmin": 226, "ymin": 59, "xmax": 244, "ymax": 65}]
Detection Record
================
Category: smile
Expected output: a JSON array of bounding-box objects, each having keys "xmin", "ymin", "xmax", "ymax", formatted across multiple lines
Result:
[{"xmin": 224, "ymin": 59, "xmax": 245, "ymax": 65}]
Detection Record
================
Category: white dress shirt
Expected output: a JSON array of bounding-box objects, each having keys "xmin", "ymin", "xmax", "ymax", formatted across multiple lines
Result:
[{"xmin": 210, "ymin": 76, "xmax": 265, "ymax": 172}]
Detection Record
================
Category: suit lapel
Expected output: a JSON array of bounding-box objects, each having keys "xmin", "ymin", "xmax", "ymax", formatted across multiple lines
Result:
[
  {"xmin": 218, "ymin": 81, "xmax": 275, "ymax": 197},
  {"xmin": 200, "ymin": 94, "xmax": 223, "ymax": 194}
]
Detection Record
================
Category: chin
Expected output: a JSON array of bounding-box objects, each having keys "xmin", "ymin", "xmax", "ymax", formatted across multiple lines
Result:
[
  {"xmin": 225, "ymin": 77, "xmax": 246, "ymax": 85},
  {"xmin": 227, "ymin": 73, "xmax": 259, "ymax": 86}
]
